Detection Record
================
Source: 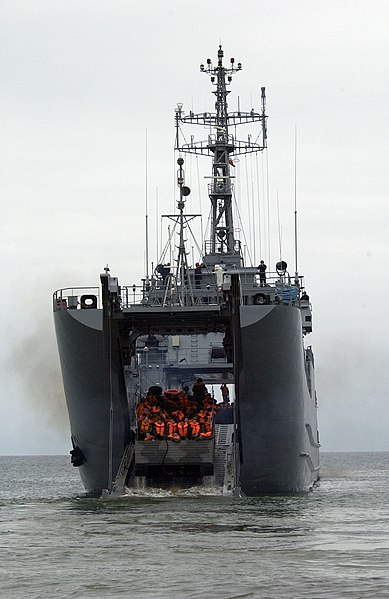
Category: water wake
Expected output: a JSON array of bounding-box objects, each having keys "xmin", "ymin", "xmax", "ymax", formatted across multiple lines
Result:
[{"xmin": 120, "ymin": 484, "xmax": 223, "ymax": 498}]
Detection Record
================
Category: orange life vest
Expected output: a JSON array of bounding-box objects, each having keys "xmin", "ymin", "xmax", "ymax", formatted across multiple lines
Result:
[
  {"xmin": 197, "ymin": 411, "xmax": 207, "ymax": 424},
  {"xmin": 147, "ymin": 394, "xmax": 158, "ymax": 406},
  {"xmin": 168, "ymin": 421, "xmax": 177, "ymax": 436},
  {"xmin": 155, "ymin": 421, "xmax": 165, "ymax": 436},
  {"xmin": 190, "ymin": 421, "xmax": 200, "ymax": 436},
  {"xmin": 140, "ymin": 419, "xmax": 151, "ymax": 433},
  {"xmin": 204, "ymin": 419, "xmax": 212, "ymax": 433},
  {"xmin": 177, "ymin": 421, "xmax": 189, "ymax": 438},
  {"xmin": 174, "ymin": 410, "xmax": 185, "ymax": 421}
]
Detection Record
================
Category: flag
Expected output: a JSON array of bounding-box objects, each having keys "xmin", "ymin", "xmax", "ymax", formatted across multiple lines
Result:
[{"xmin": 229, "ymin": 159, "xmax": 235, "ymax": 167}]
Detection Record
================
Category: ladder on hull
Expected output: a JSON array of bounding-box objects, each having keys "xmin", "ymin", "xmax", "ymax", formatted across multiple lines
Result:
[{"xmin": 214, "ymin": 424, "xmax": 237, "ymax": 494}]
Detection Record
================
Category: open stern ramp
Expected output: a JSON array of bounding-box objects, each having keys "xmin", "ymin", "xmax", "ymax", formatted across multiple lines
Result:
[{"xmin": 135, "ymin": 439, "xmax": 214, "ymax": 476}]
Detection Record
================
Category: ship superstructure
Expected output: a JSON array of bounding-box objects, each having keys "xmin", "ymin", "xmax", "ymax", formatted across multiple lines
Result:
[{"xmin": 53, "ymin": 46, "xmax": 319, "ymax": 496}]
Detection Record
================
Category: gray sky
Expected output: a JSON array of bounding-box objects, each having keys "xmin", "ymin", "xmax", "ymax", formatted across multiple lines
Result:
[{"xmin": 1, "ymin": 0, "xmax": 388, "ymax": 454}]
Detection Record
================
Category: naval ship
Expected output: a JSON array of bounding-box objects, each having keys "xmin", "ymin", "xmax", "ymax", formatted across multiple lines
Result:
[{"xmin": 53, "ymin": 47, "xmax": 320, "ymax": 496}]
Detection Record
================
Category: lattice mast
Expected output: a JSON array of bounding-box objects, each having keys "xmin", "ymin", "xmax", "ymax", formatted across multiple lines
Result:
[
  {"xmin": 175, "ymin": 45, "xmax": 268, "ymax": 261},
  {"xmin": 161, "ymin": 158, "xmax": 200, "ymax": 306}
]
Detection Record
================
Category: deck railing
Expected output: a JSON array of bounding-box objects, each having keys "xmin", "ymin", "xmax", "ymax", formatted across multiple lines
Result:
[
  {"xmin": 52, "ymin": 287, "xmax": 100, "ymax": 311},
  {"xmin": 53, "ymin": 272, "xmax": 307, "ymax": 311}
]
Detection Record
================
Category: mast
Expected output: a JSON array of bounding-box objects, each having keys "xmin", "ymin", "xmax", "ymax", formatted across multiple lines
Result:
[
  {"xmin": 161, "ymin": 158, "xmax": 199, "ymax": 306},
  {"xmin": 175, "ymin": 45, "xmax": 268, "ymax": 264},
  {"xmin": 145, "ymin": 129, "xmax": 149, "ymax": 280},
  {"xmin": 294, "ymin": 125, "xmax": 299, "ymax": 285}
]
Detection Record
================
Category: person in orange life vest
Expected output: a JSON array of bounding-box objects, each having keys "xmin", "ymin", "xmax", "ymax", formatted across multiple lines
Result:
[
  {"xmin": 167, "ymin": 419, "xmax": 180, "ymax": 441},
  {"xmin": 180, "ymin": 395, "xmax": 189, "ymax": 410},
  {"xmin": 140, "ymin": 416, "xmax": 152, "ymax": 437},
  {"xmin": 137, "ymin": 397, "xmax": 149, "ymax": 411},
  {"xmin": 177, "ymin": 418, "xmax": 189, "ymax": 439},
  {"xmin": 197, "ymin": 409, "xmax": 207, "ymax": 425},
  {"xmin": 202, "ymin": 394, "xmax": 214, "ymax": 412},
  {"xmin": 189, "ymin": 418, "xmax": 200, "ymax": 438},
  {"xmin": 199, "ymin": 412, "xmax": 212, "ymax": 438},
  {"xmin": 203, "ymin": 414, "xmax": 213, "ymax": 433},
  {"xmin": 141, "ymin": 416, "xmax": 155, "ymax": 441},
  {"xmin": 173, "ymin": 408, "xmax": 185, "ymax": 422},
  {"xmin": 200, "ymin": 428, "xmax": 212, "ymax": 439},
  {"xmin": 187, "ymin": 407, "xmax": 196, "ymax": 421},
  {"xmin": 189, "ymin": 399, "xmax": 197, "ymax": 411},
  {"xmin": 154, "ymin": 418, "xmax": 165, "ymax": 438},
  {"xmin": 205, "ymin": 392, "xmax": 217, "ymax": 406},
  {"xmin": 146, "ymin": 393, "xmax": 158, "ymax": 406},
  {"xmin": 167, "ymin": 419, "xmax": 177, "ymax": 438}
]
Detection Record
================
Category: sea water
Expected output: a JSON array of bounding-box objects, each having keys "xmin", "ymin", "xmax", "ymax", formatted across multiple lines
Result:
[{"xmin": 1, "ymin": 453, "xmax": 388, "ymax": 598}]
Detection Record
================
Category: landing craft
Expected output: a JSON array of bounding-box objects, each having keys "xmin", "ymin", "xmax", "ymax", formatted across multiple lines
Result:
[{"xmin": 53, "ymin": 46, "xmax": 320, "ymax": 496}]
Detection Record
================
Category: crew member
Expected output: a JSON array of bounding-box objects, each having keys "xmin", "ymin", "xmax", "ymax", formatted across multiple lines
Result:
[
  {"xmin": 220, "ymin": 384, "xmax": 230, "ymax": 403},
  {"xmin": 258, "ymin": 260, "xmax": 267, "ymax": 287},
  {"xmin": 194, "ymin": 262, "xmax": 202, "ymax": 287},
  {"xmin": 156, "ymin": 263, "xmax": 170, "ymax": 284},
  {"xmin": 192, "ymin": 378, "xmax": 208, "ymax": 403}
]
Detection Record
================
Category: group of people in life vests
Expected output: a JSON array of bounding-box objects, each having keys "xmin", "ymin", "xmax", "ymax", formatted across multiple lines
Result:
[{"xmin": 137, "ymin": 378, "xmax": 217, "ymax": 442}]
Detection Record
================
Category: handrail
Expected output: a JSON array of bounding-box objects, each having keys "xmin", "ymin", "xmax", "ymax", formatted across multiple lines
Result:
[
  {"xmin": 53, "ymin": 271, "xmax": 308, "ymax": 311},
  {"xmin": 53, "ymin": 287, "xmax": 100, "ymax": 311}
]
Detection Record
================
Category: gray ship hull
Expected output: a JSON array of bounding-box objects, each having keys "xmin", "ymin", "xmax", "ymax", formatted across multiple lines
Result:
[
  {"xmin": 239, "ymin": 304, "xmax": 319, "ymax": 494},
  {"xmin": 54, "ymin": 308, "xmax": 130, "ymax": 494},
  {"xmin": 54, "ymin": 301, "xmax": 319, "ymax": 495}
]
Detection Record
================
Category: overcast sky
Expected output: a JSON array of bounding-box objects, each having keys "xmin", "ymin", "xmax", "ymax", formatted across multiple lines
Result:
[{"xmin": 1, "ymin": 0, "xmax": 388, "ymax": 455}]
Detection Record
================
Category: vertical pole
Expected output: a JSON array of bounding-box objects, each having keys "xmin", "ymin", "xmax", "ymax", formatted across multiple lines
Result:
[
  {"xmin": 156, "ymin": 186, "xmax": 159, "ymax": 261},
  {"xmin": 294, "ymin": 125, "xmax": 298, "ymax": 283},
  {"xmin": 145, "ymin": 129, "xmax": 149, "ymax": 280}
]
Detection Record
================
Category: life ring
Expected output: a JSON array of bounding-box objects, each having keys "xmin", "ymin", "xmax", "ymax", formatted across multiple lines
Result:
[
  {"xmin": 80, "ymin": 294, "xmax": 98, "ymax": 309},
  {"xmin": 254, "ymin": 293, "xmax": 268, "ymax": 305}
]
